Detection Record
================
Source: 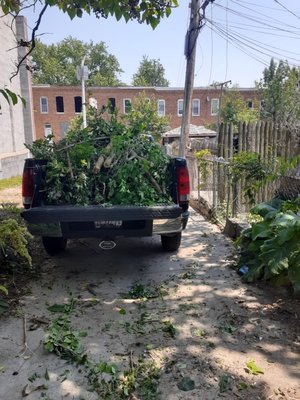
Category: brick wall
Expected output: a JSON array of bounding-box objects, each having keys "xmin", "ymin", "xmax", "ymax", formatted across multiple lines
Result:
[{"xmin": 32, "ymin": 85, "xmax": 258, "ymax": 140}]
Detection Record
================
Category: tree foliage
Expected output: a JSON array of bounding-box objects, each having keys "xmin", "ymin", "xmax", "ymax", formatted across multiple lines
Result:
[
  {"xmin": 258, "ymin": 58, "xmax": 300, "ymax": 129},
  {"xmin": 1, "ymin": 0, "xmax": 178, "ymax": 29},
  {"xmin": 123, "ymin": 93, "xmax": 170, "ymax": 140},
  {"xmin": 220, "ymin": 90, "xmax": 259, "ymax": 126},
  {"xmin": 32, "ymin": 37, "xmax": 124, "ymax": 86},
  {"xmin": 133, "ymin": 56, "xmax": 169, "ymax": 87}
]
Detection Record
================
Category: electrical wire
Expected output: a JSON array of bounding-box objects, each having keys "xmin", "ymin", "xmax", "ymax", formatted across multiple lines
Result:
[
  {"xmin": 207, "ymin": 20, "xmax": 270, "ymax": 68},
  {"xmin": 273, "ymin": 0, "xmax": 300, "ymax": 21},
  {"xmin": 210, "ymin": 20, "xmax": 300, "ymax": 59},
  {"xmin": 229, "ymin": 0, "xmax": 300, "ymax": 31},
  {"xmin": 211, "ymin": 18, "xmax": 300, "ymax": 39},
  {"xmin": 207, "ymin": 1, "xmax": 214, "ymax": 85},
  {"xmin": 214, "ymin": 2, "xmax": 300, "ymax": 36},
  {"xmin": 224, "ymin": 0, "xmax": 229, "ymax": 81}
]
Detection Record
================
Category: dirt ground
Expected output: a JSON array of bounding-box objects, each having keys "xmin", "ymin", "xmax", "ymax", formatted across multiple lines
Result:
[
  {"xmin": 0, "ymin": 186, "xmax": 23, "ymax": 207},
  {"xmin": 0, "ymin": 187, "xmax": 299, "ymax": 400}
]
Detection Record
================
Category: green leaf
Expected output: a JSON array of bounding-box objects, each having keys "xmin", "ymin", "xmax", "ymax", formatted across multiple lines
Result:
[
  {"xmin": 76, "ymin": 8, "xmax": 83, "ymax": 17},
  {"xmin": 251, "ymin": 220, "xmax": 272, "ymax": 241},
  {"xmin": 44, "ymin": 369, "xmax": 50, "ymax": 380},
  {"xmin": 177, "ymin": 377, "xmax": 195, "ymax": 391},
  {"xmin": 47, "ymin": 304, "xmax": 67, "ymax": 313},
  {"xmin": 251, "ymin": 202, "xmax": 277, "ymax": 217},
  {"xmin": 5, "ymin": 88, "xmax": 18, "ymax": 105},
  {"xmin": 0, "ymin": 300, "xmax": 9, "ymax": 316},
  {"xmin": 288, "ymin": 253, "xmax": 300, "ymax": 295},
  {"xmin": 219, "ymin": 374, "xmax": 233, "ymax": 393},
  {"xmin": 246, "ymin": 359, "xmax": 264, "ymax": 375},
  {"xmin": 239, "ymin": 381, "xmax": 248, "ymax": 390},
  {"xmin": 0, "ymin": 285, "xmax": 8, "ymax": 296},
  {"xmin": 0, "ymin": 89, "xmax": 9, "ymax": 104},
  {"xmin": 119, "ymin": 308, "xmax": 126, "ymax": 315},
  {"xmin": 165, "ymin": 6, "xmax": 171, "ymax": 17}
]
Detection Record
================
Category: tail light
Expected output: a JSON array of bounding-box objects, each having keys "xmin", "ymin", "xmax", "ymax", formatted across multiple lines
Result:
[
  {"xmin": 176, "ymin": 165, "xmax": 190, "ymax": 203},
  {"xmin": 22, "ymin": 161, "xmax": 35, "ymax": 208}
]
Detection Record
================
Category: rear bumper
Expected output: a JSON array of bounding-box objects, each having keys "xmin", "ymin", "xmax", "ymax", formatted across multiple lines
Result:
[{"xmin": 21, "ymin": 205, "xmax": 189, "ymax": 239}]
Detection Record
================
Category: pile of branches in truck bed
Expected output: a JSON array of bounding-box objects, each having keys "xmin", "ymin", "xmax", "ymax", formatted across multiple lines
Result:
[{"xmin": 26, "ymin": 112, "xmax": 173, "ymax": 206}]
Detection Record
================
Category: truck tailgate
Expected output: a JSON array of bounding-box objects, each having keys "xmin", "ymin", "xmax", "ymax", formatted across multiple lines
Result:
[{"xmin": 21, "ymin": 205, "xmax": 183, "ymax": 224}]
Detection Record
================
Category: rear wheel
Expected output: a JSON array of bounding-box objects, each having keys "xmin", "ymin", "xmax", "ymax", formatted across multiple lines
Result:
[
  {"xmin": 161, "ymin": 232, "xmax": 182, "ymax": 252},
  {"xmin": 42, "ymin": 236, "xmax": 67, "ymax": 256}
]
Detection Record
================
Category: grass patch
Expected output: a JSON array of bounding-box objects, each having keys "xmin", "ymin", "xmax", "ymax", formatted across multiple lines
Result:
[{"xmin": 0, "ymin": 176, "xmax": 22, "ymax": 191}]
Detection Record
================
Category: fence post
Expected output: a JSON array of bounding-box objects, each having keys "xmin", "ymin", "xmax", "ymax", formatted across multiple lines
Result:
[
  {"xmin": 212, "ymin": 157, "xmax": 217, "ymax": 211},
  {"xmin": 218, "ymin": 123, "xmax": 225, "ymax": 203}
]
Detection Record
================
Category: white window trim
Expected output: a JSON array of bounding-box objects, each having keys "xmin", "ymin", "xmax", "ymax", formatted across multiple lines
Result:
[
  {"xmin": 157, "ymin": 99, "xmax": 165, "ymax": 117},
  {"xmin": 192, "ymin": 99, "xmax": 200, "ymax": 116},
  {"xmin": 123, "ymin": 98, "xmax": 131, "ymax": 114},
  {"xmin": 40, "ymin": 97, "xmax": 48, "ymax": 114},
  {"xmin": 211, "ymin": 98, "xmax": 219, "ymax": 116},
  {"xmin": 177, "ymin": 99, "xmax": 184, "ymax": 116}
]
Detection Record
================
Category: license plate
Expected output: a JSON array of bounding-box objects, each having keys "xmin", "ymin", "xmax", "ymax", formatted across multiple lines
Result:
[{"xmin": 95, "ymin": 220, "xmax": 122, "ymax": 229}]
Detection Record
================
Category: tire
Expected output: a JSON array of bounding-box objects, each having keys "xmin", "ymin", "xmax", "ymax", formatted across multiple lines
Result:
[
  {"xmin": 161, "ymin": 232, "xmax": 182, "ymax": 252},
  {"xmin": 42, "ymin": 236, "xmax": 67, "ymax": 256}
]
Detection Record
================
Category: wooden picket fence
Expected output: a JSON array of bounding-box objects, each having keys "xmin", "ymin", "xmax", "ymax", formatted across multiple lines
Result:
[{"xmin": 188, "ymin": 121, "xmax": 300, "ymax": 219}]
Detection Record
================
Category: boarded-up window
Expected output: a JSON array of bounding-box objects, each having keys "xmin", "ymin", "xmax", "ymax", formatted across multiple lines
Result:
[
  {"xmin": 56, "ymin": 96, "xmax": 64, "ymax": 113},
  {"xmin": 60, "ymin": 122, "xmax": 70, "ymax": 138},
  {"xmin": 74, "ymin": 96, "xmax": 82, "ymax": 113}
]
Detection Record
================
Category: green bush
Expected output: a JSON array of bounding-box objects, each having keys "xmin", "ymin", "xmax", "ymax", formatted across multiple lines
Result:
[
  {"xmin": 0, "ymin": 218, "xmax": 32, "ymax": 267},
  {"xmin": 236, "ymin": 197, "xmax": 300, "ymax": 294}
]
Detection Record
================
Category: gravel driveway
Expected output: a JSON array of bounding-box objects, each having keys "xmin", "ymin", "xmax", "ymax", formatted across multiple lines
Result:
[{"xmin": 0, "ymin": 208, "xmax": 299, "ymax": 400}]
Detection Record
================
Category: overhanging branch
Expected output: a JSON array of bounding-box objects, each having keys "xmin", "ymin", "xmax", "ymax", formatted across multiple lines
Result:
[{"xmin": 10, "ymin": 3, "xmax": 48, "ymax": 81}]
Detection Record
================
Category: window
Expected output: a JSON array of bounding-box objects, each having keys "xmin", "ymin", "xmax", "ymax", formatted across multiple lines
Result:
[
  {"xmin": 56, "ymin": 96, "xmax": 64, "ymax": 113},
  {"xmin": 44, "ymin": 124, "xmax": 52, "ymax": 138},
  {"xmin": 246, "ymin": 100, "xmax": 253, "ymax": 109},
  {"xmin": 177, "ymin": 99, "xmax": 184, "ymax": 116},
  {"xmin": 211, "ymin": 98, "xmax": 219, "ymax": 116},
  {"xmin": 108, "ymin": 97, "xmax": 116, "ymax": 113},
  {"xmin": 123, "ymin": 98, "xmax": 131, "ymax": 114},
  {"xmin": 192, "ymin": 99, "xmax": 200, "ymax": 116},
  {"xmin": 74, "ymin": 96, "xmax": 82, "ymax": 113},
  {"xmin": 40, "ymin": 97, "xmax": 48, "ymax": 114},
  {"xmin": 157, "ymin": 99, "xmax": 165, "ymax": 116},
  {"xmin": 60, "ymin": 122, "xmax": 70, "ymax": 138}
]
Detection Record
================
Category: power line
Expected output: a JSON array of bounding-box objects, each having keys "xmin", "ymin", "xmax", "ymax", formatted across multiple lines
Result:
[
  {"xmin": 214, "ymin": 3, "xmax": 300, "ymax": 36},
  {"xmin": 229, "ymin": 0, "xmax": 300, "ymax": 31},
  {"xmin": 273, "ymin": 0, "xmax": 300, "ymax": 21}
]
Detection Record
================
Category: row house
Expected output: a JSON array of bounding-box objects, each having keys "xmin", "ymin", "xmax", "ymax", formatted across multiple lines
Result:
[{"xmin": 32, "ymin": 85, "xmax": 258, "ymax": 140}]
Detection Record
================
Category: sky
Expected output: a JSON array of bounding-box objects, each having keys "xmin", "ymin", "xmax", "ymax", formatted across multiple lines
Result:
[{"xmin": 22, "ymin": 0, "xmax": 300, "ymax": 88}]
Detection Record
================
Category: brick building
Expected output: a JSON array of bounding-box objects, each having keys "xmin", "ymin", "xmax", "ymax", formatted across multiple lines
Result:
[{"xmin": 32, "ymin": 85, "xmax": 258, "ymax": 140}]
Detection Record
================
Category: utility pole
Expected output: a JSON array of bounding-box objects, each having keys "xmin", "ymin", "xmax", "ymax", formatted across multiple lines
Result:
[
  {"xmin": 76, "ymin": 56, "xmax": 89, "ymax": 128},
  {"xmin": 212, "ymin": 80, "xmax": 232, "ymax": 132},
  {"xmin": 179, "ymin": 0, "xmax": 215, "ymax": 157}
]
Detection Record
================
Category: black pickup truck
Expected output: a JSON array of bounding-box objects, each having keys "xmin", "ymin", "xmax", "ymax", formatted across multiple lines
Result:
[{"xmin": 21, "ymin": 157, "xmax": 190, "ymax": 255}]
